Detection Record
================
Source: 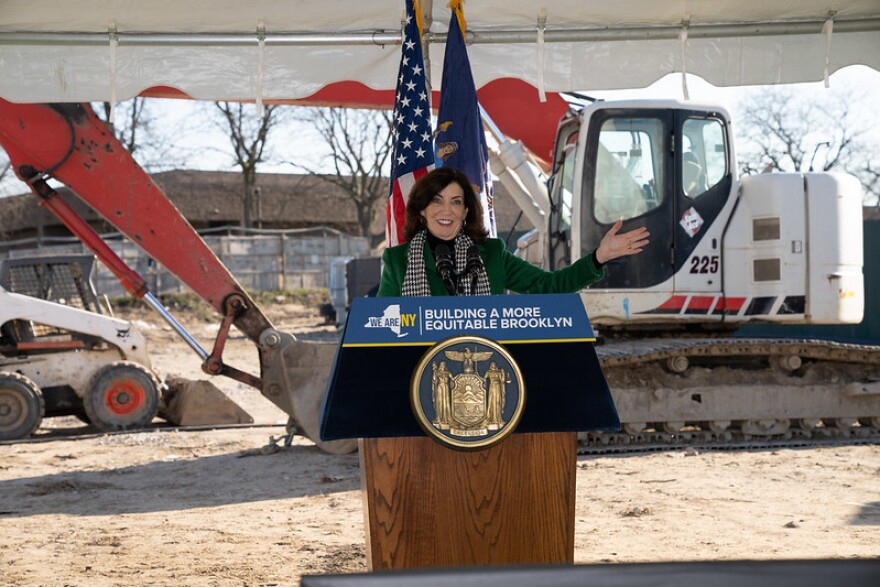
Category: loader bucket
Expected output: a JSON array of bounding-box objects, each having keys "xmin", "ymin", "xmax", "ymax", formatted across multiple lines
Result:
[
  {"xmin": 161, "ymin": 376, "xmax": 253, "ymax": 427},
  {"xmin": 259, "ymin": 331, "xmax": 357, "ymax": 455}
]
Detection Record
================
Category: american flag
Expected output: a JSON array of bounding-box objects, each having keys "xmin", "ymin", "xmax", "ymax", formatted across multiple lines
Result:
[{"xmin": 386, "ymin": 0, "xmax": 434, "ymax": 247}]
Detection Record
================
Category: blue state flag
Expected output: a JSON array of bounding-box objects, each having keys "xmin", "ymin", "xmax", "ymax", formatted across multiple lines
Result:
[{"xmin": 434, "ymin": 5, "xmax": 496, "ymax": 236}]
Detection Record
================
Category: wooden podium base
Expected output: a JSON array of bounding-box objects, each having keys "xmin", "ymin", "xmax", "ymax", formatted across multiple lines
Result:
[{"xmin": 359, "ymin": 431, "xmax": 576, "ymax": 570}]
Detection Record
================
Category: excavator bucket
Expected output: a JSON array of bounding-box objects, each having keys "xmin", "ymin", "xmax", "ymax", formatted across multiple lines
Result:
[{"xmin": 260, "ymin": 331, "xmax": 358, "ymax": 455}]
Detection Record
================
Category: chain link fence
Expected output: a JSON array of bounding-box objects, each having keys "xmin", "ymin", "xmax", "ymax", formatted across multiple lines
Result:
[{"xmin": 0, "ymin": 226, "xmax": 370, "ymax": 298}]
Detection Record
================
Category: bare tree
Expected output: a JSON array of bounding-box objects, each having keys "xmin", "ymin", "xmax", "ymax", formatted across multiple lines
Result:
[
  {"xmin": 212, "ymin": 102, "xmax": 289, "ymax": 229},
  {"xmin": 288, "ymin": 108, "xmax": 393, "ymax": 248},
  {"xmin": 861, "ymin": 161, "xmax": 880, "ymax": 206},
  {"xmin": 97, "ymin": 98, "xmax": 148, "ymax": 156},
  {"xmin": 735, "ymin": 87, "xmax": 879, "ymax": 204},
  {"xmin": 0, "ymin": 150, "xmax": 13, "ymax": 196},
  {"xmin": 93, "ymin": 97, "xmax": 183, "ymax": 173}
]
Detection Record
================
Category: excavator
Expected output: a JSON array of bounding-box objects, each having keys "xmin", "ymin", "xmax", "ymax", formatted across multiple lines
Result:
[
  {"xmin": 1, "ymin": 2, "xmax": 878, "ymax": 450},
  {"xmin": 498, "ymin": 97, "xmax": 880, "ymax": 447},
  {"xmin": 1, "ymin": 96, "xmax": 877, "ymax": 452}
]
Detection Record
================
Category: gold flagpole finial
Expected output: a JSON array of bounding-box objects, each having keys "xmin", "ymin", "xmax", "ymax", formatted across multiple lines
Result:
[
  {"xmin": 412, "ymin": 0, "xmax": 426, "ymax": 37},
  {"xmin": 448, "ymin": 0, "xmax": 467, "ymax": 39}
]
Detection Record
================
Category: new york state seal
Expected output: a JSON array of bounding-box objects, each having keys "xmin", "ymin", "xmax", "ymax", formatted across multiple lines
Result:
[{"xmin": 410, "ymin": 335, "xmax": 525, "ymax": 450}]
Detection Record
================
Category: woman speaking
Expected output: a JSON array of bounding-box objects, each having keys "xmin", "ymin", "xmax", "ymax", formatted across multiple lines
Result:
[
  {"xmin": 362, "ymin": 167, "xmax": 649, "ymax": 570},
  {"xmin": 378, "ymin": 167, "xmax": 649, "ymax": 297}
]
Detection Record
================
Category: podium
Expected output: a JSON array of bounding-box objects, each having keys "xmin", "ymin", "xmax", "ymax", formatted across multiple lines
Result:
[{"xmin": 320, "ymin": 294, "xmax": 619, "ymax": 570}]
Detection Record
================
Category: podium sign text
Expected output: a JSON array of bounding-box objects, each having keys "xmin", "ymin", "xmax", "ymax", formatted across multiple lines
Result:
[{"xmin": 320, "ymin": 293, "xmax": 619, "ymax": 441}]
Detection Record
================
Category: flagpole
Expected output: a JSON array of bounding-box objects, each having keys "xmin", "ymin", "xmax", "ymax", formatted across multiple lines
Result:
[{"xmin": 420, "ymin": 0, "xmax": 433, "ymax": 104}]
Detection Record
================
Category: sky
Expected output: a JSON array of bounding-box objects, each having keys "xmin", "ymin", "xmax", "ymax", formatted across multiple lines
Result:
[
  {"xmin": 1, "ymin": 65, "xmax": 878, "ymax": 198},
  {"xmin": 178, "ymin": 65, "xmax": 880, "ymax": 174}
]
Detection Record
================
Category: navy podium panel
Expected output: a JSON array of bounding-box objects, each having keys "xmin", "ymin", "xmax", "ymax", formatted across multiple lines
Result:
[{"xmin": 319, "ymin": 294, "xmax": 620, "ymax": 441}]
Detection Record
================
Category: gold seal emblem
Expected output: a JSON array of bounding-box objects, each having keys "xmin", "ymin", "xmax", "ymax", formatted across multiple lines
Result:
[{"xmin": 410, "ymin": 335, "xmax": 525, "ymax": 450}]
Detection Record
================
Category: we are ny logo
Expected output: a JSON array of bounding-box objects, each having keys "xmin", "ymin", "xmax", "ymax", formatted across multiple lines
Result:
[{"xmin": 363, "ymin": 304, "xmax": 415, "ymax": 338}]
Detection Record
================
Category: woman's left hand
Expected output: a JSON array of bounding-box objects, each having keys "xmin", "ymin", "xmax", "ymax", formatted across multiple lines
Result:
[{"xmin": 595, "ymin": 219, "xmax": 650, "ymax": 264}]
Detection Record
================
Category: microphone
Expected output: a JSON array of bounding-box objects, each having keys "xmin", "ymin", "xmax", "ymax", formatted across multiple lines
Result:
[
  {"xmin": 435, "ymin": 244, "xmax": 458, "ymax": 295},
  {"xmin": 464, "ymin": 245, "xmax": 483, "ymax": 294}
]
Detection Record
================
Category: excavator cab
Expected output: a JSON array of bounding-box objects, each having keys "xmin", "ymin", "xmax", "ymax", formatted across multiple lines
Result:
[
  {"xmin": 546, "ymin": 101, "xmax": 736, "ymax": 326},
  {"xmin": 546, "ymin": 98, "xmax": 863, "ymax": 332}
]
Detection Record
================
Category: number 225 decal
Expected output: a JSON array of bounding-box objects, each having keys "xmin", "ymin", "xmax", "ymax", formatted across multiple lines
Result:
[{"xmin": 689, "ymin": 255, "xmax": 719, "ymax": 274}]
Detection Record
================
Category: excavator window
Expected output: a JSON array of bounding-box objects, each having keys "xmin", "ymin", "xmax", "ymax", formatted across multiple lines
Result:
[
  {"xmin": 681, "ymin": 118, "xmax": 727, "ymax": 199},
  {"xmin": 593, "ymin": 118, "xmax": 664, "ymax": 224},
  {"xmin": 556, "ymin": 132, "xmax": 577, "ymax": 232},
  {"xmin": 547, "ymin": 122, "xmax": 580, "ymax": 269}
]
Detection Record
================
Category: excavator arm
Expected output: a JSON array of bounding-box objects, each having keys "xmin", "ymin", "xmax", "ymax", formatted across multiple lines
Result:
[
  {"xmin": 0, "ymin": 100, "xmax": 354, "ymax": 453},
  {"xmin": 0, "ymin": 101, "xmax": 271, "ymax": 339}
]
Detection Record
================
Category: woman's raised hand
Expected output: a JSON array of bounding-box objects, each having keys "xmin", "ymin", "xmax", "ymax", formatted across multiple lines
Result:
[{"xmin": 595, "ymin": 219, "xmax": 650, "ymax": 264}]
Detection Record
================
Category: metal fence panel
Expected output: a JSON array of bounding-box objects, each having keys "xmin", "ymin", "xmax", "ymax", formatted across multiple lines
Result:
[{"xmin": 1, "ymin": 230, "xmax": 369, "ymax": 299}]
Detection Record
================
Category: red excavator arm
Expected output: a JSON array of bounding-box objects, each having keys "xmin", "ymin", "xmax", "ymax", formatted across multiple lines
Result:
[
  {"xmin": 0, "ymin": 101, "xmax": 271, "ymax": 341},
  {"xmin": 0, "ymin": 100, "xmax": 353, "ymax": 452}
]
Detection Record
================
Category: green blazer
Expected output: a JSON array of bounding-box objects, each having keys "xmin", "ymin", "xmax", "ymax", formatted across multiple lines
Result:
[{"xmin": 377, "ymin": 237, "xmax": 605, "ymax": 297}]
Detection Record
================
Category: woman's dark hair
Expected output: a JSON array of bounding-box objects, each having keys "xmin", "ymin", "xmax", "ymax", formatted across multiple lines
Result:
[{"xmin": 402, "ymin": 167, "xmax": 489, "ymax": 243}]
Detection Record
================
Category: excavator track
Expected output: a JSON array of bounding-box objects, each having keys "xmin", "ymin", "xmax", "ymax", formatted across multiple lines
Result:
[
  {"xmin": 579, "ymin": 337, "xmax": 880, "ymax": 453},
  {"xmin": 597, "ymin": 337, "xmax": 880, "ymax": 368},
  {"xmin": 577, "ymin": 433, "xmax": 880, "ymax": 456}
]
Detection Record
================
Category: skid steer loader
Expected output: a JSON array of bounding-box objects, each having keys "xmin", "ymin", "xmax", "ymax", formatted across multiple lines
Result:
[{"xmin": 0, "ymin": 255, "xmax": 160, "ymax": 440}]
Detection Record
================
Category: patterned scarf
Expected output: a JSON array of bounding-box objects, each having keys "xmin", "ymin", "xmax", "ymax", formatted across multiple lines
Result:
[{"xmin": 401, "ymin": 229, "xmax": 491, "ymax": 297}]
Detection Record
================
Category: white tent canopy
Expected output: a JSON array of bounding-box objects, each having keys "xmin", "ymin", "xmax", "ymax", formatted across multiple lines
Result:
[{"xmin": 1, "ymin": 0, "xmax": 879, "ymax": 104}]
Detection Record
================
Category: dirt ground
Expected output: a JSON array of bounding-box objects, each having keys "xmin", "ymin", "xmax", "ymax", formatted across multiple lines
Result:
[{"xmin": 1, "ymin": 296, "xmax": 878, "ymax": 586}]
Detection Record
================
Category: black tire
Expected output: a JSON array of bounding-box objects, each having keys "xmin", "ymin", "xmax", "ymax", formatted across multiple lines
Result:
[
  {"xmin": 0, "ymin": 373, "xmax": 44, "ymax": 440},
  {"xmin": 83, "ymin": 362, "xmax": 159, "ymax": 433}
]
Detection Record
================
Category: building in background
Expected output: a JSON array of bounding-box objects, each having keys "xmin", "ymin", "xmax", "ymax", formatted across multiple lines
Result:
[
  {"xmin": 0, "ymin": 170, "xmax": 531, "ymax": 250},
  {"xmin": 0, "ymin": 170, "xmax": 534, "ymax": 298}
]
